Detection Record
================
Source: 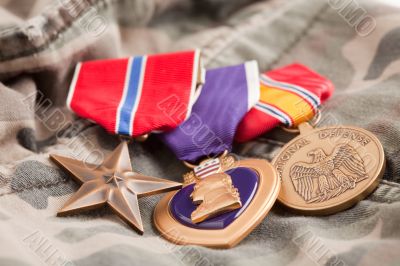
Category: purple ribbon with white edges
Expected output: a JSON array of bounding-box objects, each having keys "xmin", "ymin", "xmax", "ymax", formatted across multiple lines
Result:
[{"xmin": 160, "ymin": 61, "xmax": 260, "ymax": 163}]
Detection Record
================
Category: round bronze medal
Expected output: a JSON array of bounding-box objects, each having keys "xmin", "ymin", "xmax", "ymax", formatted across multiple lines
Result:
[{"xmin": 272, "ymin": 123, "xmax": 385, "ymax": 215}]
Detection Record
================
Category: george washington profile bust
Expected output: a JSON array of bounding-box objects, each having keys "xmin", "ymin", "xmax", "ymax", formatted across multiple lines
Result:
[{"xmin": 190, "ymin": 173, "xmax": 242, "ymax": 223}]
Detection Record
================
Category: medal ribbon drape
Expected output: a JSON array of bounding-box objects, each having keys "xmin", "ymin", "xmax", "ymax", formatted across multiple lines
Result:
[
  {"xmin": 67, "ymin": 50, "xmax": 203, "ymax": 137},
  {"xmin": 235, "ymin": 63, "xmax": 334, "ymax": 142},
  {"xmin": 161, "ymin": 61, "xmax": 260, "ymax": 163}
]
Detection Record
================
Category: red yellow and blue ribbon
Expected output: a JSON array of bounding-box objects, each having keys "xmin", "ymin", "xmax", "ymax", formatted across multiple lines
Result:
[{"xmin": 235, "ymin": 63, "xmax": 334, "ymax": 142}]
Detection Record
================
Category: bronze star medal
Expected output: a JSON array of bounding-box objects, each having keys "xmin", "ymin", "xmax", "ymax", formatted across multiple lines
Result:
[{"xmin": 50, "ymin": 141, "xmax": 182, "ymax": 234}]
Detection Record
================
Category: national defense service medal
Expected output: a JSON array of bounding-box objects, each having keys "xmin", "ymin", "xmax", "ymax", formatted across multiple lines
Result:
[
  {"xmin": 154, "ymin": 153, "xmax": 280, "ymax": 248},
  {"xmin": 272, "ymin": 122, "xmax": 385, "ymax": 215}
]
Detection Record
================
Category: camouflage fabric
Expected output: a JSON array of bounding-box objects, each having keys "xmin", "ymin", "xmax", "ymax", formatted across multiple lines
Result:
[{"xmin": 0, "ymin": 0, "xmax": 400, "ymax": 265}]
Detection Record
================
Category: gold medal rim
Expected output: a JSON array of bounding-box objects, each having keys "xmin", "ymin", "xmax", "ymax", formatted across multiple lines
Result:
[
  {"xmin": 272, "ymin": 125, "xmax": 385, "ymax": 215},
  {"xmin": 153, "ymin": 159, "xmax": 280, "ymax": 248}
]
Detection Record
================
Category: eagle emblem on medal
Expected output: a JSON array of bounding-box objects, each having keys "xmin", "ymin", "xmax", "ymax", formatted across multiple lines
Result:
[
  {"xmin": 154, "ymin": 154, "xmax": 280, "ymax": 248},
  {"xmin": 273, "ymin": 123, "xmax": 385, "ymax": 215},
  {"xmin": 290, "ymin": 144, "xmax": 368, "ymax": 203}
]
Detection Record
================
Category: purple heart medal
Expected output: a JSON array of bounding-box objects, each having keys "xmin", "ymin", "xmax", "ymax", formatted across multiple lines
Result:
[{"xmin": 154, "ymin": 61, "xmax": 280, "ymax": 248}]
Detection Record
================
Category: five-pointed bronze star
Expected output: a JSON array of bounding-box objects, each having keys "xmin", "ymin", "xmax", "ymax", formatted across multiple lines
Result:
[{"xmin": 50, "ymin": 141, "xmax": 182, "ymax": 234}]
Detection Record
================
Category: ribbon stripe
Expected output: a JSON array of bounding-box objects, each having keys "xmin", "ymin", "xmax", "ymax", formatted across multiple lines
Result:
[
  {"xmin": 254, "ymin": 102, "xmax": 292, "ymax": 126},
  {"xmin": 116, "ymin": 56, "xmax": 146, "ymax": 135}
]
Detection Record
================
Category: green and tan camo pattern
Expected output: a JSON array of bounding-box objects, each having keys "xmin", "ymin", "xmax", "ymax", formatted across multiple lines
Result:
[{"xmin": 0, "ymin": 0, "xmax": 399, "ymax": 265}]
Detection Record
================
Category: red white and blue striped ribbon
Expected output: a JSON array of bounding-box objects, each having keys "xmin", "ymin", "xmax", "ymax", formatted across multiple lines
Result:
[{"xmin": 67, "ymin": 50, "xmax": 203, "ymax": 137}]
